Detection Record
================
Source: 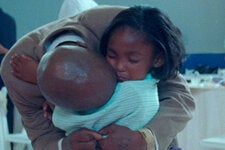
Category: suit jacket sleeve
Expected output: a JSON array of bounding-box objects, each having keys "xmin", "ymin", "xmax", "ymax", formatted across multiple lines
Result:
[
  {"xmin": 0, "ymin": 29, "xmax": 66, "ymax": 149},
  {"xmin": 146, "ymin": 74, "xmax": 195, "ymax": 150},
  {"xmin": 0, "ymin": 6, "xmax": 126, "ymax": 150}
]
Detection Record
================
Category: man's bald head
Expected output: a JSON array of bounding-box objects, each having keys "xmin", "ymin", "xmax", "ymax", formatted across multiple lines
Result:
[{"xmin": 37, "ymin": 45, "xmax": 116, "ymax": 111}]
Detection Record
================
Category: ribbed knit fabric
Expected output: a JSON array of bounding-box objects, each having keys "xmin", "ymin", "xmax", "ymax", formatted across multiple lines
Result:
[{"xmin": 53, "ymin": 74, "xmax": 159, "ymax": 135}]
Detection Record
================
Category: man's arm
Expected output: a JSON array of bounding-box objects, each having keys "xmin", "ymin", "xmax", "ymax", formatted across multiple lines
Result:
[
  {"xmin": 1, "ymin": 34, "xmax": 66, "ymax": 150},
  {"xmin": 1, "ymin": 6, "xmax": 129, "ymax": 149},
  {"xmin": 146, "ymin": 73, "xmax": 195, "ymax": 150}
]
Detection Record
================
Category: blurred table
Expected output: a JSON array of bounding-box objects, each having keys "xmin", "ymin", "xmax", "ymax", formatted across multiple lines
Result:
[
  {"xmin": 177, "ymin": 88, "xmax": 225, "ymax": 150},
  {"xmin": 200, "ymin": 135, "xmax": 225, "ymax": 149}
]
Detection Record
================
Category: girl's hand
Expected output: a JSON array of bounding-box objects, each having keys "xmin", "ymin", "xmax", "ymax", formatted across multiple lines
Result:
[{"xmin": 43, "ymin": 101, "xmax": 55, "ymax": 120}]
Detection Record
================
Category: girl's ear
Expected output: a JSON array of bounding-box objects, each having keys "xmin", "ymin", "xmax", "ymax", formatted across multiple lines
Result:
[{"xmin": 153, "ymin": 53, "xmax": 164, "ymax": 68}]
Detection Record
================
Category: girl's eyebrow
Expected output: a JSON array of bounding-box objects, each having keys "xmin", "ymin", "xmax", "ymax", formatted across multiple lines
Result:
[{"xmin": 127, "ymin": 50, "xmax": 142, "ymax": 56}]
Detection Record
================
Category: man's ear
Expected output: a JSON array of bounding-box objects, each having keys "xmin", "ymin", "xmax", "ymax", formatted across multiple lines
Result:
[{"xmin": 153, "ymin": 53, "xmax": 164, "ymax": 68}]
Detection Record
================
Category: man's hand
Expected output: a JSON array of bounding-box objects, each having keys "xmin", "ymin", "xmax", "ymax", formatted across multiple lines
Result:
[
  {"xmin": 62, "ymin": 128, "xmax": 102, "ymax": 150},
  {"xmin": 98, "ymin": 124, "xmax": 146, "ymax": 150}
]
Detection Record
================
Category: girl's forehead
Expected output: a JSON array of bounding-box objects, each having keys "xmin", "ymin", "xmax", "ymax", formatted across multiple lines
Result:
[
  {"xmin": 113, "ymin": 25, "xmax": 141, "ymax": 35},
  {"xmin": 111, "ymin": 26, "xmax": 146, "ymax": 42}
]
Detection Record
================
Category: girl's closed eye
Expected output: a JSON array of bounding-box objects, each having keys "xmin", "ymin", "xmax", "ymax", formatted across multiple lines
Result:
[
  {"xmin": 106, "ymin": 49, "xmax": 117, "ymax": 59},
  {"xmin": 128, "ymin": 52, "xmax": 141, "ymax": 64},
  {"xmin": 107, "ymin": 54, "xmax": 116, "ymax": 59},
  {"xmin": 128, "ymin": 57, "xmax": 140, "ymax": 64}
]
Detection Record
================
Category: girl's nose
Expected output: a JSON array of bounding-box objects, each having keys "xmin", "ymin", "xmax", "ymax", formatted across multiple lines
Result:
[{"xmin": 115, "ymin": 60, "xmax": 125, "ymax": 72}]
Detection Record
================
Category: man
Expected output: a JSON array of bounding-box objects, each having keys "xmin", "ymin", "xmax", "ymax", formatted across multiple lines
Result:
[{"xmin": 1, "ymin": 6, "xmax": 195, "ymax": 150}]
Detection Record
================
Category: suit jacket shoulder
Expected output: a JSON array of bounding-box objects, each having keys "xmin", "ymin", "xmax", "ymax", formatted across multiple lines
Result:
[{"xmin": 0, "ymin": 5, "xmax": 127, "ymax": 150}]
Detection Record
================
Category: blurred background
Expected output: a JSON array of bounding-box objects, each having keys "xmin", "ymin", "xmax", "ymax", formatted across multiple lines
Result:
[
  {"xmin": 0, "ymin": 0, "xmax": 224, "ymax": 54},
  {"xmin": 0, "ymin": 1, "xmax": 225, "ymax": 150}
]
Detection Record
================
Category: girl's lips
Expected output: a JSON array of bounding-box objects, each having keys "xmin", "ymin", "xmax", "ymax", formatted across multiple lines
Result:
[{"xmin": 117, "ymin": 75, "xmax": 128, "ymax": 81}]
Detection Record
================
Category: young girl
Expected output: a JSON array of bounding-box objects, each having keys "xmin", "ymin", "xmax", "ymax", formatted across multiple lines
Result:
[{"xmin": 100, "ymin": 6, "xmax": 184, "ymax": 82}]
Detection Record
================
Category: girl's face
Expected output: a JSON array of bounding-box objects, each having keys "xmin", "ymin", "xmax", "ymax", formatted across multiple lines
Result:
[{"xmin": 106, "ymin": 26, "xmax": 159, "ymax": 81}]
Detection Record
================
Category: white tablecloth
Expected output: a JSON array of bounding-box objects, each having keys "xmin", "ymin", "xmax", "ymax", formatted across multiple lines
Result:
[{"xmin": 177, "ymin": 88, "xmax": 225, "ymax": 150}]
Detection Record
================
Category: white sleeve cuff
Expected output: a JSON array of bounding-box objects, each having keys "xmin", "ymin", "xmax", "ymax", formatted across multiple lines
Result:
[
  {"xmin": 46, "ymin": 33, "xmax": 84, "ymax": 52},
  {"xmin": 58, "ymin": 138, "xmax": 64, "ymax": 150},
  {"xmin": 153, "ymin": 134, "xmax": 159, "ymax": 150}
]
